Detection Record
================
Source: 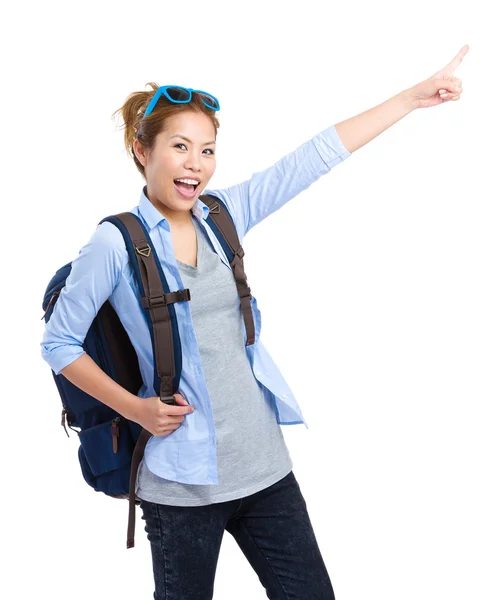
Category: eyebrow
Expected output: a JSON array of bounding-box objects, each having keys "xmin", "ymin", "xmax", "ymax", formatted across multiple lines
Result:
[{"xmin": 169, "ymin": 134, "xmax": 216, "ymax": 146}]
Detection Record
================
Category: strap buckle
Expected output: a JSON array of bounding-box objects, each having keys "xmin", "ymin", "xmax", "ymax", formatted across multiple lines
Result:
[
  {"xmin": 176, "ymin": 288, "xmax": 191, "ymax": 302},
  {"xmin": 140, "ymin": 289, "xmax": 191, "ymax": 309},
  {"xmin": 160, "ymin": 395, "xmax": 177, "ymax": 405},
  {"xmin": 235, "ymin": 246, "xmax": 245, "ymax": 259},
  {"xmin": 140, "ymin": 294, "xmax": 166, "ymax": 309},
  {"xmin": 135, "ymin": 244, "xmax": 151, "ymax": 257}
]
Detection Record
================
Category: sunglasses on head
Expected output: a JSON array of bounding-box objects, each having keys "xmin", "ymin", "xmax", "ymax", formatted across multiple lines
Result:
[{"xmin": 143, "ymin": 85, "xmax": 220, "ymax": 118}]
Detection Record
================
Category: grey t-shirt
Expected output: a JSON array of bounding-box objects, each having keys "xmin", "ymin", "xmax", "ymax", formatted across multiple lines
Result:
[{"xmin": 135, "ymin": 213, "xmax": 293, "ymax": 505}]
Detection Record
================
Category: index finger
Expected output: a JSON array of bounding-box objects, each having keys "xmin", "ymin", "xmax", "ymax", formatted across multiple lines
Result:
[
  {"xmin": 165, "ymin": 404, "xmax": 194, "ymax": 415},
  {"xmin": 444, "ymin": 44, "xmax": 469, "ymax": 73}
]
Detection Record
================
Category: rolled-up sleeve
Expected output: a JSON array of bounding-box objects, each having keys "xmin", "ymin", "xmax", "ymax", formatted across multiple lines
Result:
[
  {"xmin": 41, "ymin": 222, "xmax": 126, "ymax": 375},
  {"xmin": 205, "ymin": 124, "xmax": 351, "ymax": 240}
]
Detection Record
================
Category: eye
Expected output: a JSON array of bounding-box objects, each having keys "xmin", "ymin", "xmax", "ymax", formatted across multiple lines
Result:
[{"xmin": 174, "ymin": 143, "xmax": 214, "ymax": 156}]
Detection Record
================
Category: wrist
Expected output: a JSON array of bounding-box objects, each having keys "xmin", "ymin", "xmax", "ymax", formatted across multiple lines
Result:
[
  {"xmin": 399, "ymin": 87, "xmax": 419, "ymax": 112},
  {"xmin": 119, "ymin": 391, "xmax": 143, "ymax": 422}
]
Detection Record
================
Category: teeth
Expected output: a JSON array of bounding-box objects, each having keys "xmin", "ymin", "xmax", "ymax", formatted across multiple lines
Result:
[{"xmin": 175, "ymin": 178, "xmax": 199, "ymax": 185}]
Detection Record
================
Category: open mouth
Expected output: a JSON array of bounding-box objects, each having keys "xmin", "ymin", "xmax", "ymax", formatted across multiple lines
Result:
[{"xmin": 173, "ymin": 179, "xmax": 200, "ymax": 198}]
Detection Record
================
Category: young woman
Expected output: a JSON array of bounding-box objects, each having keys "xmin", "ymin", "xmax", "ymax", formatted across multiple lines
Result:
[{"xmin": 41, "ymin": 45, "xmax": 468, "ymax": 600}]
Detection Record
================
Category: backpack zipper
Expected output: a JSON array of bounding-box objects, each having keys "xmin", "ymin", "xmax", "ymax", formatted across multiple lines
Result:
[
  {"xmin": 60, "ymin": 402, "xmax": 80, "ymax": 437},
  {"xmin": 61, "ymin": 403, "xmax": 70, "ymax": 437},
  {"xmin": 41, "ymin": 290, "xmax": 60, "ymax": 320},
  {"xmin": 111, "ymin": 417, "xmax": 121, "ymax": 454}
]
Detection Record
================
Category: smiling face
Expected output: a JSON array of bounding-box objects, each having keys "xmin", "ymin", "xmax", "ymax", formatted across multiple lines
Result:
[{"xmin": 133, "ymin": 110, "xmax": 217, "ymax": 225}]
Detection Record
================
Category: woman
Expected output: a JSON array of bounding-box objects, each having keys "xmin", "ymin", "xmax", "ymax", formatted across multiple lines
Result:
[{"xmin": 41, "ymin": 45, "xmax": 468, "ymax": 600}]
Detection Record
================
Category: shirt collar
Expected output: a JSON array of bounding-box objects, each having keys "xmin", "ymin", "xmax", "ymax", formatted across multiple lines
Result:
[{"xmin": 138, "ymin": 185, "xmax": 210, "ymax": 231}]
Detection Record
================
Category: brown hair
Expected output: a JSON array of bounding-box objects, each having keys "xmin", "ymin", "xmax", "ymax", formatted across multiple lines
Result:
[{"xmin": 111, "ymin": 82, "xmax": 221, "ymax": 179}]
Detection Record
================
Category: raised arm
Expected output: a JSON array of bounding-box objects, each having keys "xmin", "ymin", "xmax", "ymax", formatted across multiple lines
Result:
[
  {"xmin": 334, "ymin": 44, "xmax": 468, "ymax": 154},
  {"xmin": 205, "ymin": 124, "xmax": 352, "ymax": 240},
  {"xmin": 205, "ymin": 45, "xmax": 468, "ymax": 241}
]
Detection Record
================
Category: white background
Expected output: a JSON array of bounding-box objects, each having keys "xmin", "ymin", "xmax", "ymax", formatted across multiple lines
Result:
[{"xmin": 2, "ymin": 1, "xmax": 481, "ymax": 598}]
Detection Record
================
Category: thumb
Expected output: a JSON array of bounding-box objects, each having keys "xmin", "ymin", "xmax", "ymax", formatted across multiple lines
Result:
[
  {"xmin": 173, "ymin": 392, "xmax": 190, "ymax": 406},
  {"xmin": 434, "ymin": 76, "xmax": 460, "ymax": 93}
]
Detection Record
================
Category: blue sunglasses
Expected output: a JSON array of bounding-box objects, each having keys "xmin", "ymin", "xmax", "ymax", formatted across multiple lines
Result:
[{"xmin": 143, "ymin": 85, "xmax": 220, "ymax": 118}]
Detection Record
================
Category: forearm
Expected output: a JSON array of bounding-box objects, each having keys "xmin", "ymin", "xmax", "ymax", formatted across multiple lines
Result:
[
  {"xmin": 334, "ymin": 88, "xmax": 416, "ymax": 154},
  {"xmin": 61, "ymin": 354, "xmax": 141, "ymax": 421}
]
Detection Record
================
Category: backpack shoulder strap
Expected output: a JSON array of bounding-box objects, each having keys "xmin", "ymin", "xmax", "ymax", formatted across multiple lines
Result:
[
  {"xmin": 101, "ymin": 211, "xmax": 189, "ymax": 399},
  {"xmin": 99, "ymin": 211, "xmax": 191, "ymax": 549},
  {"xmin": 201, "ymin": 194, "xmax": 255, "ymax": 346}
]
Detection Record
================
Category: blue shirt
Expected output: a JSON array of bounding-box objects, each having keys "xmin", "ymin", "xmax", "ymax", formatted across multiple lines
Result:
[{"xmin": 41, "ymin": 123, "xmax": 351, "ymax": 484}]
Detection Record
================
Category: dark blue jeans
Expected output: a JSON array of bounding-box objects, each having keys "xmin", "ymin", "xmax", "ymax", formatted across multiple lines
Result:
[{"xmin": 140, "ymin": 470, "xmax": 336, "ymax": 599}]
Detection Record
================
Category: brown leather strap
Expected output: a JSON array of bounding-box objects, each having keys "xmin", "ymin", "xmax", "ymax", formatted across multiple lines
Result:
[
  {"xmin": 115, "ymin": 213, "xmax": 191, "ymax": 394},
  {"xmin": 126, "ymin": 428, "xmax": 151, "ymax": 548},
  {"xmin": 201, "ymin": 196, "xmax": 256, "ymax": 345},
  {"xmin": 114, "ymin": 212, "xmax": 190, "ymax": 549}
]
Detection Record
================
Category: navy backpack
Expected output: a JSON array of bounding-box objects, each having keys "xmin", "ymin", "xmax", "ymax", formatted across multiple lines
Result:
[{"xmin": 41, "ymin": 194, "xmax": 255, "ymax": 548}]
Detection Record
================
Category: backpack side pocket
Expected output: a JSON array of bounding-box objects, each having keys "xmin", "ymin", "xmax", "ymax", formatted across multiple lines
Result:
[{"xmin": 78, "ymin": 417, "xmax": 135, "ymax": 497}]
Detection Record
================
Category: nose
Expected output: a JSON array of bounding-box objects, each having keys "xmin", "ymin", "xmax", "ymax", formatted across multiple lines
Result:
[{"xmin": 184, "ymin": 150, "xmax": 201, "ymax": 173}]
